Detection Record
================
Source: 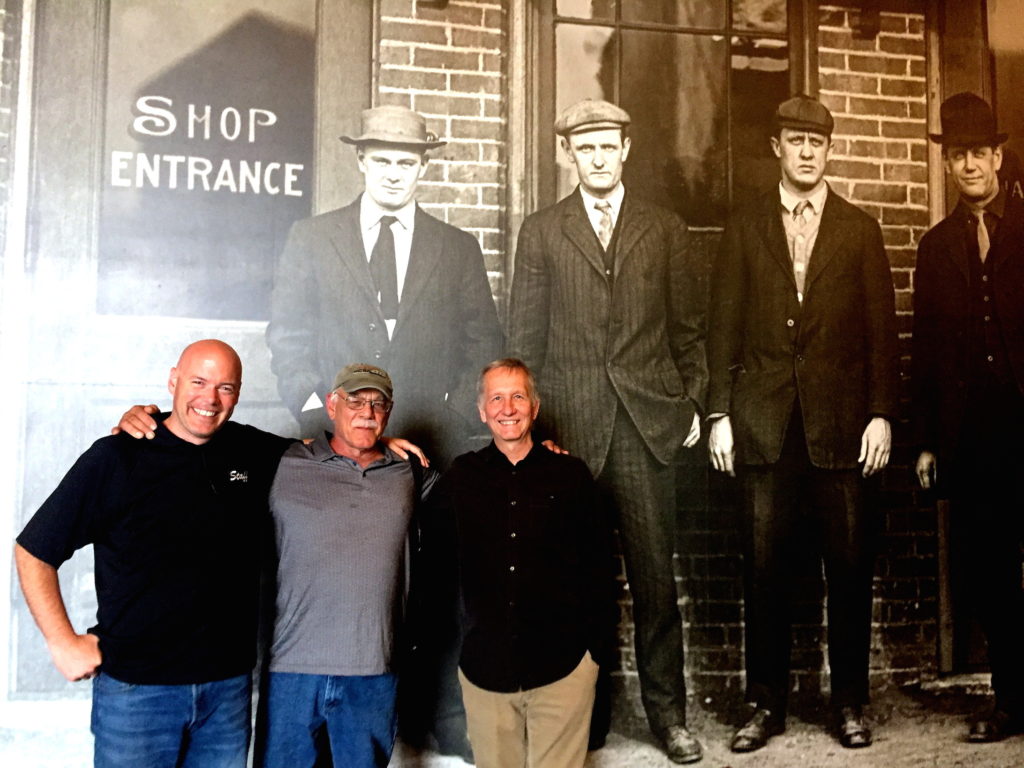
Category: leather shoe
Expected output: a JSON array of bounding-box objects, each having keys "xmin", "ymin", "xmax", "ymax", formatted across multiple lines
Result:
[
  {"xmin": 968, "ymin": 709, "xmax": 1024, "ymax": 743},
  {"xmin": 730, "ymin": 707, "xmax": 784, "ymax": 753},
  {"xmin": 661, "ymin": 724, "xmax": 703, "ymax": 764},
  {"xmin": 837, "ymin": 706, "xmax": 872, "ymax": 748}
]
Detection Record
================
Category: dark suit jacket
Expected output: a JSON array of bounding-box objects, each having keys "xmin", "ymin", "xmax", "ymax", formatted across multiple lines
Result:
[
  {"xmin": 507, "ymin": 188, "xmax": 707, "ymax": 476},
  {"xmin": 266, "ymin": 196, "xmax": 503, "ymax": 459},
  {"xmin": 910, "ymin": 193, "xmax": 1024, "ymax": 463},
  {"xmin": 708, "ymin": 187, "xmax": 899, "ymax": 469}
]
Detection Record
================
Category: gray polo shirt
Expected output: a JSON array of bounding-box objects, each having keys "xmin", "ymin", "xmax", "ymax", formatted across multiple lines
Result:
[{"xmin": 268, "ymin": 434, "xmax": 435, "ymax": 676}]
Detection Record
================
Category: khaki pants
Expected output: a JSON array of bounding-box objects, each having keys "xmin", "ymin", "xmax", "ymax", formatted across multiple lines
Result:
[{"xmin": 458, "ymin": 652, "xmax": 599, "ymax": 768}]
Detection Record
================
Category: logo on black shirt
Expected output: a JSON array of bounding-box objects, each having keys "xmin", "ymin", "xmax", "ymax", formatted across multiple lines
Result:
[{"xmin": 229, "ymin": 470, "xmax": 249, "ymax": 483}]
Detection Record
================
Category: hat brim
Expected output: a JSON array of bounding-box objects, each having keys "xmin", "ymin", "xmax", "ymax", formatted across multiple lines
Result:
[
  {"xmin": 558, "ymin": 120, "xmax": 629, "ymax": 137},
  {"xmin": 340, "ymin": 132, "xmax": 446, "ymax": 149},
  {"xmin": 929, "ymin": 131, "xmax": 1008, "ymax": 146},
  {"xmin": 775, "ymin": 119, "xmax": 833, "ymax": 136}
]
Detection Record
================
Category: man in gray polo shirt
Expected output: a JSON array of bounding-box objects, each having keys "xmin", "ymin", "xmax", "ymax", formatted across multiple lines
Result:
[{"xmin": 255, "ymin": 363, "xmax": 436, "ymax": 768}]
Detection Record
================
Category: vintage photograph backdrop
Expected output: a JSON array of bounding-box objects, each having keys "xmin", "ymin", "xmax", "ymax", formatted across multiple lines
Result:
[{"xmin": 2, "ymin": 0, "xmax": 1024, "ymax": 765}]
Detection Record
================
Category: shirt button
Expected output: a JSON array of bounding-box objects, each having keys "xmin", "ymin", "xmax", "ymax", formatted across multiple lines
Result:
[
  {"xmin": 374, "ymin": 350, "xmax": 382, "ymax": 359},
  {"xmin": 605, "ymin": 269, "xmax": 612, "ymax": 276},
  {"xmin": 510, "ymin": 500, "xmax": 517, "ymax": 506},
  {"xmin": 509, "ymin": 565, "xmax": 515, "ymax": 572},
  {"xmin": 985, "ymin": 316, "xmax": 991, "ymax": 322},
  {"xmin": 988, "ymin": 355, "xmax": 995, "ymax": 362},
  {"xmin": 984, "ymin": 295, "xmax": 991, "ymax": 302},
  {"xmin": 982, "ymin": 275, "xmax": 989, "ymax": 282},
  {"xmin": 369, "ymin": 322, "xmax": 376, "ymax": 331},
  {"xmin": 786, "ymin": 318, "xmax": 795, "ymax": 327},
  {"xmin": 510, "ymin": 532, "xmax": 517, "ymax": 539},
  {"xmin": 796, "ymin": 354, "xmax": 805, "ymax": 362}
]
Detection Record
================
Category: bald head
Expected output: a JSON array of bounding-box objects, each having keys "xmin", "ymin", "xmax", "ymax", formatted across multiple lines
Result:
[{"xmin": 165, "ymin": 339, "xmax": 242, "ymax": 445}]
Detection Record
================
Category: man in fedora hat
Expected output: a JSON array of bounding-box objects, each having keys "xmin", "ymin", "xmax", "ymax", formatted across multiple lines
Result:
[
  {"xmin": 265, "ymin": 105, "xmax": 502, "ymax": 759},
  {"xmin": 913, "ymin": 92, "xmax": 1024, "ymax": 742},
  {"xmin": 508, "ymin": 98, "xmax": 707, "ymax": 763},
  {"xmin": 708, "ymin": 95, "xmax": 898, "ymax": 752}
]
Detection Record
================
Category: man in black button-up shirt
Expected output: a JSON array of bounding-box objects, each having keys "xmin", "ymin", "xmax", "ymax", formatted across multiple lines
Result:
[{"xmin": 421, "ymin": 358, "xmax": 617, "ymax": 768}]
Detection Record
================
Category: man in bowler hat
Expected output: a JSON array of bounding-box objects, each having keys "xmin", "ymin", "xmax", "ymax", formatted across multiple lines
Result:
[
  {"xmin": 266, "ymin": 105, "xmax": 502, "ymax": 760},
  {"xmin": 508, "ymin": 98, "xmax": 707, "ymax": 764},
  {"xmin": 913, "ymin": 92, "xmax": 1024, "ymax": 742},
  {"xmin": 708, "ymin": 95, "xmax": 899, "ymax": 752}
]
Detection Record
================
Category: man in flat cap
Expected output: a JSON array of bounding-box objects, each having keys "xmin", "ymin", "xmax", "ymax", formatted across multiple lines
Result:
[
  {"xmin": 508, "ymin": 98, "xmax": 707, "ymax": 763},
  {"xmin": 913, "ymin": 92, "xmax": 1024, "ymax": 742},
  {"xmin": 265, "ymin": 104, "xmax": 501, "ymax": 759},
  {"xmin": 707, "ymin": 95, "xmax": 898, "ymax": 752}
]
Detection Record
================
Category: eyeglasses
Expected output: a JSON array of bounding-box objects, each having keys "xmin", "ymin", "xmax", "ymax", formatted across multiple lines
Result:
[{"xmin": 341, "ymin": 395, "xmax": 392, "ymax": 414}]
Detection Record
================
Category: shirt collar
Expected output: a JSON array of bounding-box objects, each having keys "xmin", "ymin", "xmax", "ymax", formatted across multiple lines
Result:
[
  {"xmin": 481, "ymin": 439, "xmax": 545, "ymax": 467},
  {"xmin": 963, "ymin": 186, "xmax": 1007, "ymax": 220},
  {"xmin": 779, "ymin": 181, "xmax": 828, "ymax": 216},
  {"xmin": 360, "ymin": 193, "xmax": 416, "ymax": 234},
  {"xmin": 580, "ymin": 182, "xmax": 625, "ymax": 218},
  {"xmin": 310, "ymin": 431, "xmax": 400, "ymax": 468}
]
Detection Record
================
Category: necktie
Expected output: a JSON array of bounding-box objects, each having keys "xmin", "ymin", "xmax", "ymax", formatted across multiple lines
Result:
[
  {"xmin": 977, "ymin": 211, "xmax": 991, "ymax": 264},
  {"xmin": 595, "ymin": 200, "xmax": 614, "ymax": 251},
  {"xmin": 791, "ymin": 200, "xmax": 811, "ymax": 300},
  {"xmin": 370, "ymin": 215, "xmax": 399, "ymax": 320}
]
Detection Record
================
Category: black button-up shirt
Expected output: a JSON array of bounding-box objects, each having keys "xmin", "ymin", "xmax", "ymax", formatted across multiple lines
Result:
[{"xmin": 424, "ymin": 441, "xmax": 617, "ymax": 693}]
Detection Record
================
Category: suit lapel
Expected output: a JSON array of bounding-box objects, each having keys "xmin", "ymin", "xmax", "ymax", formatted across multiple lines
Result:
[
  {"xmin": 803, "ymin": 191, "xmax": 844, "ymax": 291},
  {"xmin": 991, "ymin": 195, "xmax": 1024, "ymax": 273},
  {"xmin": 613, "ymin": 193, "xmax": 654, "ymax": 278},
  {"xmin": 755, "ymin": 194, "xmax": 797, "ymax": 289},
  {"xmin": 943, "ymin": 205, "xmax": 971, "ymax": 283},
  {"xmin": 561, "ymin": 189, "xmax": 608, "ymax": 277},
  {"xmin": 330, "ymin": 201, "xmax": 384, "ymax": 318},
  {"xmin": 397, "ymin": 206, "xmax": 443, "ymax": 327}
]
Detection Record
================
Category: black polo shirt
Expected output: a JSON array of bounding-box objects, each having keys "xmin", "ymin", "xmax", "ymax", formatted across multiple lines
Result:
[
  {"xmin": 426, "ymin": 441, "xmax": 617, "ymax": 693},
  {"xmin": 18, "ymin": 421, "xmax": 292, "ymax": 684}
]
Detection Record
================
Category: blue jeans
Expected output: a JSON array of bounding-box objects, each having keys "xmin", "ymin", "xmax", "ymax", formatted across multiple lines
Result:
[
  {"xmin": 256, "ymin": 671, "xmax": 398, "ymax": 768},
  {"xmin": 91, "ymin": 672, "xmax": 251, "ymax": 768}
]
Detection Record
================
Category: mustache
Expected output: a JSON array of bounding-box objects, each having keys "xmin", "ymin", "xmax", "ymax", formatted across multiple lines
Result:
[{"xmin": 352, "ymin": 418, "xmax": 380, "ymax": 429}]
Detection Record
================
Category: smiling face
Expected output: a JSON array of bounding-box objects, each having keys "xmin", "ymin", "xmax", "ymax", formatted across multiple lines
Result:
[
  {"xmin": 945, "ymin": 144, "xmax": 1002, "ymax": 205},
  {"xmin": 771, "ymin": 128, "xmax": 832, "ymax": 194},
  {"xmin": 478, "ymin": 366, "xmax": 540, "ymax": 451},
  {"xmin": 165, "ymin": 340, "xmax": 242, "ymax": 445},
  {"xmin": 357, "ymin": 143, "xmax": 428, "ymax": 211},
  {"xmin": 561, "ymin": 128, "xmax": 631, "ymax": 199}
]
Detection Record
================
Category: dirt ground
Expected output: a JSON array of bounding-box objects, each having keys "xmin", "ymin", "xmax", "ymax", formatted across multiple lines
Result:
[{"xmin": 2, "ymin": 688, "xmax": 1021, "ymax": 767}]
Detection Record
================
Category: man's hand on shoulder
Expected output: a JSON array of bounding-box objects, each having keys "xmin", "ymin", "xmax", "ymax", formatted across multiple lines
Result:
[
  {"xmin": 49, "ymin": 632, "xmax": 102, "ymax": 682},
  {"xmin": 111, "ymin": 404, "xmax": 160, "ymax": 440},
  {"xmin": 541, "ymin": 439, "xmax": 568, "ymax": 454},
  {"xmin": 382, "ymin": 436, "xmax": 430, "ymax": 467}
]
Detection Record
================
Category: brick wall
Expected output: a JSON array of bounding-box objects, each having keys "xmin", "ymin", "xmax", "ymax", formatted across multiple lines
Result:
[{"xmin": 377, "ymin": 0, "xmax": 507, "ymax": 296}]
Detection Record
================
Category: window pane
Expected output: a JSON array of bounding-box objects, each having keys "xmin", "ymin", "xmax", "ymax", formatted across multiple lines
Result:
[
  {"xmin": 621, "ymin": 0, "xmax": 725, "ymax": 28},
  {"xmin": 619, "ymin": 29, "xmax": 728, "ymax": 225},
  {"xmin": 554, "ymin": 23, "xmax": 618, "ymax": 199},
  {"xmin": 733, "ymin": 0, "xmax": 787, "ymax": 34},
  {"xmin": 731, "ymin": 35, "xmax": 790, "ymax": 209},
  {"xmin": 556, "ymin": 0, "xmax": 616, "ymax": 21}
]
